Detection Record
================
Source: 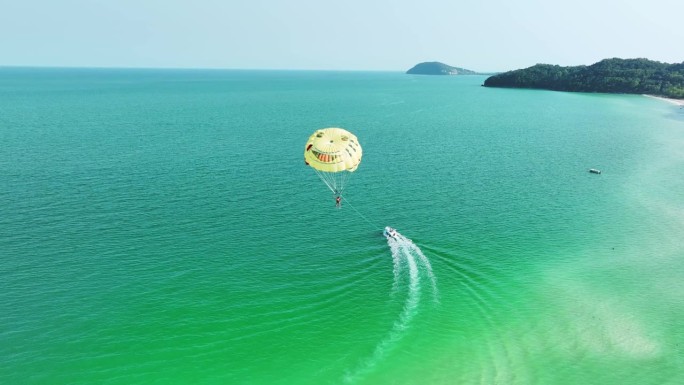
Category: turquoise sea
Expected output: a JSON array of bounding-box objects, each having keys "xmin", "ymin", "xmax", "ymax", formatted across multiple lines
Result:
[{"xmin": 1, "ymin": 68, "xmax": 683, "ymax": 384}]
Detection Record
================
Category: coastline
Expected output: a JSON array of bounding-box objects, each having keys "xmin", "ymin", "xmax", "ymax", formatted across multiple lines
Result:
[{"xmin": 643, "ymin": 94, "xmax": 684, "ymax": 106}]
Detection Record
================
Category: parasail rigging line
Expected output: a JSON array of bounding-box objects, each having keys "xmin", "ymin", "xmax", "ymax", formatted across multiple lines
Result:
[
  {"xmin": 313, "ymin": 169, "xmax": 338, "ymax": 194},
  {"xmin": 341, "ymin": 195, "xmax": 380, "ymax": 230},
  {"xmin": 312, "ymin": 168, "xmax": 354, "ymax": 197}
]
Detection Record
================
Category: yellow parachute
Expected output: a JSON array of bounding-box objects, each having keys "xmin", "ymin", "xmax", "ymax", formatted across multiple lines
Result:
[{"xmin": 304, "ymin": 127, "xmax": 362, "ymax": 196}]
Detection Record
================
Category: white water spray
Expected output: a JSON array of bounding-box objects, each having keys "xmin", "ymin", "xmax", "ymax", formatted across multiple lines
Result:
[
  {"xmin": 389, "ymin": 236, "xmax": 403, "ymax": 294},
  {"xmin": 389, "ymin": 232, "xmax": 439, "ymax": 303},
  {"xmin": 344, "ymin": 228, "xmax": 438, "ymax": 383}
]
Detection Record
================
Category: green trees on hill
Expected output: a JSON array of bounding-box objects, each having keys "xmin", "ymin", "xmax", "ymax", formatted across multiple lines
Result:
[{"xmin": 483, "ymin": 58, "xmax": 684, "ymax": 98}]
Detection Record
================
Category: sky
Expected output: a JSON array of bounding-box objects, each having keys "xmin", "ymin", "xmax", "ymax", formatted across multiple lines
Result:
[{"xmin": 1, "ymin": 0, "xmax": 683, "ymax": 72}]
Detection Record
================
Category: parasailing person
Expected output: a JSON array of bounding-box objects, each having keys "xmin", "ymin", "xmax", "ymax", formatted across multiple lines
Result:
[{"xmin": 304, "ymin": 127, "xmax": 363, "ymax": 207}]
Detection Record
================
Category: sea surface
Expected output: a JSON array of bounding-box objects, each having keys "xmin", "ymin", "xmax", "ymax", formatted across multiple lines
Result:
[{"xmin": 1, "ymin": 68, "xmax": 683, "ymax": 385}]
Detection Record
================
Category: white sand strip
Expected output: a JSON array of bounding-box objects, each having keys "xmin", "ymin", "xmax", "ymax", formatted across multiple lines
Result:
[{"xmin": 643, "ymin": 94, "xmax": 684, "ymax": 106}]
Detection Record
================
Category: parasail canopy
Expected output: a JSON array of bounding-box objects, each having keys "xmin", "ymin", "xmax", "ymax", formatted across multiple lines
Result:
[{"xmin": 304, "ymin": 127, "xmax": 362, "ymax": 195}]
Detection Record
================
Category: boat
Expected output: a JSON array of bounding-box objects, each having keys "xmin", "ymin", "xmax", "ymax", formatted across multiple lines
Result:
[
  {"xmin": 383, "ymin": 226, "xmax": 398, "ymax": 239},
  {"xmin": 589, "ymin": 168, "xmax": 602, "ymax": 174}
]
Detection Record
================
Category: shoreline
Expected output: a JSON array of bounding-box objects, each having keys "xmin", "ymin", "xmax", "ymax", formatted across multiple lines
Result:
[{"xmin": 643, "ymin": 94, "xmax": 684, "ymax": 106}]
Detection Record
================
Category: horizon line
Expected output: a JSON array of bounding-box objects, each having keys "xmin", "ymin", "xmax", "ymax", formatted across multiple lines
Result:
[
  {"xmin": 0, "ymin": 64, "xmax": 506, "ymax": 74},
  {"xmin": 0, "ymin": 64, "xmax": 416, "ymax": 73}
]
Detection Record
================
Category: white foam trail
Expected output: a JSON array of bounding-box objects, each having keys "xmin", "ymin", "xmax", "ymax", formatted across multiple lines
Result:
[
  {"xmin": 344, "ymin": 235, "xmax": 420, "ymax": 384},
  {"xmin": 389, "ymin": 236, "xmax": 402, "ymax": 293},
  {"xmin": 395, "ymin": 233, "xmax": 439, "ymax": 303},
  {"xmin": 344, "ymin": 229, "xmax": 438, "ymax": 383}
]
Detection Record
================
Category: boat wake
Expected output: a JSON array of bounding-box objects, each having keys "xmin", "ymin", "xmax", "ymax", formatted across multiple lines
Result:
[
  {"xmin": 344, "ymin": 228, "xmax": 438, "ymax": 383},
  {"xmin": 388, "ymin": 231, "xmax": 438, "ymax": 303}
]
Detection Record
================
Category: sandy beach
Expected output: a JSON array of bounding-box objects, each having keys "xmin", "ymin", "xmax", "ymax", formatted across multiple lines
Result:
[{"xmin": 644, "ymin": 94, "xmax": 684, "ymax": 106}]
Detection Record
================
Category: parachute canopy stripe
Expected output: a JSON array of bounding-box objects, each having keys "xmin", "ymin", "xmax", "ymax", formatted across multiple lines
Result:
[{"xmin": 304, "ymin": 128, "xmax": 362, "ymax": 173}]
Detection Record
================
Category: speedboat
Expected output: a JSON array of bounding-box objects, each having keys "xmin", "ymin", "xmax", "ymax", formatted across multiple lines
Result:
[
  {"xmin": 383, "ymin": 226, "xmax": 398, "ymax": 239},
  {"xmin": 589, "ymin": 168, "xmax": 602, "ymax": 174}
]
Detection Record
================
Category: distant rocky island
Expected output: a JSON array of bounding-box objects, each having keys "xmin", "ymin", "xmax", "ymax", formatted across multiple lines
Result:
[
  {"xmin": 406, "ymin": 62, "xmax": 479, "ymax": 75},
  {"xmin": 483, "ymin": 58, "xmax": 684, "ymax": 99}
]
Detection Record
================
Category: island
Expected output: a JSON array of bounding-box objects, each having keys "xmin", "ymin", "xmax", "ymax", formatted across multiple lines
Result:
[
  {"xmin": 482, "ymin": 58, "xmax": 684, "ymax": 99},
  {"xmin": 406, "ymin": 62, "xmax": 479, "ymax": 75}
]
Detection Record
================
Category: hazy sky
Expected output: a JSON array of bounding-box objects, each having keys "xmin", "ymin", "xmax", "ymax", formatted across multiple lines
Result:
[{"xmin": 1, "ymin": 0, "xmax": 682, "ymax": 72}]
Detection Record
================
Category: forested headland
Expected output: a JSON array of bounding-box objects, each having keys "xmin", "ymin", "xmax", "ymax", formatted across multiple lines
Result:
[{"xmin": 483, "ymin": 58, "xmax": 684, "ymax": 99}]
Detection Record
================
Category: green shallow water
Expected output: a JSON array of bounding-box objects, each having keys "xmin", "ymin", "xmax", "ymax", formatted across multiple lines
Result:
[{"xmin": 1, "ymin": 68, "xmax": 683, "ymax": 384}]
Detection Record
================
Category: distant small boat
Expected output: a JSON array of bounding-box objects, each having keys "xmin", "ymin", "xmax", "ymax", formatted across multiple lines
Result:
[{"xmin": 589, "ymin": 168, "xmax": 602, "ymax": 174}]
